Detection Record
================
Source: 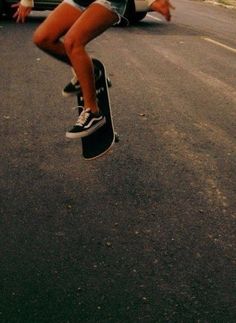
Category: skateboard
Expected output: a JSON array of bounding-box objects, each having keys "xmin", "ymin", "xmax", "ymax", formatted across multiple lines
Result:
[{"xmin": 77, "ymin": 58, "xmax": 118, "ymax": 160}]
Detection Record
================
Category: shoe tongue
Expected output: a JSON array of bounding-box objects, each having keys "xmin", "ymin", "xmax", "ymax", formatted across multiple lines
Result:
[{"xmin": 85, "ymin": 108, "xmax": 91, "ymax": 113}]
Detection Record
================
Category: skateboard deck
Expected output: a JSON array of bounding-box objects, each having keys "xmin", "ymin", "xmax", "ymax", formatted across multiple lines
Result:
[{"xmin": 77, "ymin": 59, "xmax": 116, "ymax": 160}]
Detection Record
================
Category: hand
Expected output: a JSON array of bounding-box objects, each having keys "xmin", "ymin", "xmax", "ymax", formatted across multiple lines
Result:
[
  {"xmin": 12, "ymin": 2, "xmax": 32, "ymax": 23},
  {"xmin": 150, "ymin": 0, "xmax": 175, "ymax": 22}
]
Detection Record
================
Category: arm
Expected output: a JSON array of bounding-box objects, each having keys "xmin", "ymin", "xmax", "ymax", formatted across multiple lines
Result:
[
  {"xmin": 148, "ymin": 0, "xmax": 175, "ymax": 22},
  {"xmin": 12, "ymin": 0, "xmax": 34, "ymax": 23}
]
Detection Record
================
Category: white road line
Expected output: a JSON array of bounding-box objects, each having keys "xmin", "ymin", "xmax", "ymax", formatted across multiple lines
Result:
[
  {"xmin": 203, "ymin": 37, "xmax": 236, "ymax": 54},
  {"xmin": 145, "ymin": 16, "xmax": 236, "ymax": 55},
  {"xmin": 146, "ymin": 14, "xmax": 163, "ymax": 22}
]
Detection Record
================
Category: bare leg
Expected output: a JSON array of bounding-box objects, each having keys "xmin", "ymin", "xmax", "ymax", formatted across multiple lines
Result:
[
  {"xmin": 33, "ymin": 3, "xmax": 83, "ymax": 65},
  {"xmin": 63, "ymin": 3, "xmax": 119, "ymax": 113}
]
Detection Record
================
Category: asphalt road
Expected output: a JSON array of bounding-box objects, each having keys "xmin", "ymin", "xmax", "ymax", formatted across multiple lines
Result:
[{"xmin": 0, "ymin": 1, "xmax": 236, "ymax": 322}]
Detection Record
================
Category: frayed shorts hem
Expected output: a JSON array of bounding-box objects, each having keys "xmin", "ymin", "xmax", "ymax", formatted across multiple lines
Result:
[{"xmin": 62, "ymin": 0, "xmax": 123, "ymax": 24}]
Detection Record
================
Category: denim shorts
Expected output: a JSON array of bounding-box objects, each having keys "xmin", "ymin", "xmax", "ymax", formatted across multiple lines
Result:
[{"xmin": 62, "ymin": 0, "xmax": 128, "ymax": 22}]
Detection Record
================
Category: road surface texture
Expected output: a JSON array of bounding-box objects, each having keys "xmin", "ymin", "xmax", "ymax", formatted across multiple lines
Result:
[{"xmin": 0, "ymin": 0, "xmax": 235, "ymax": 322}]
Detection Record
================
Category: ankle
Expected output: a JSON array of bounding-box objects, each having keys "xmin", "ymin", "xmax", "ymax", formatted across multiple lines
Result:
[
  {"xmin": 92, "ymin": 109, "xmax": 101, "ymax": 116},
  {"xmin": 86, "ymin": 105, "xmax": 99, "ymax": 115}
]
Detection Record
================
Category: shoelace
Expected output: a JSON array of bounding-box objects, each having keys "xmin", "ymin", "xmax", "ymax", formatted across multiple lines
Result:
[
  {"xmin": 76, "ymin": 108, "xmax": 91, "ymax": 126},
  {"xmin": 70, "ymin": 75, "xmax": 78, "ymax": 85},
  {"xmin": 72, "ymin": 105, "xmax": 83, "ymax": 111}
]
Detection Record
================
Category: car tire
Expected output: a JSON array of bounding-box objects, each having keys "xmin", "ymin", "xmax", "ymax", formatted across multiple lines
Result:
[
  {"xmin": 1, "ymin": 0, "xmax": 15, "ymax": 18},
  {"xmin": 123, "ymin": 0, "xmax": 135, "ymax": 23},
  {"xmin": 132, "ymin": 11, "xmax": 147, "ymax": 22},
  {"xmin": 0, "ymin": 0, "xmax": 4, "ymax": 16},
  {"xmin": 123, "ymin": 0, "xmax": 147, "ymax": 24}
]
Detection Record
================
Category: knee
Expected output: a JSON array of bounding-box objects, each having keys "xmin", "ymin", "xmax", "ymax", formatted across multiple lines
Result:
[
  {"xmin": 32, "ymin": 29, "xmax": 45, "ymax": 48},
  {"xmin": 64, "ymin": 34, "xmax": 83, "ymax": 56},
  {"xmin": 33, "ymin": 28, "xmax": 52, "ymax": 49}
]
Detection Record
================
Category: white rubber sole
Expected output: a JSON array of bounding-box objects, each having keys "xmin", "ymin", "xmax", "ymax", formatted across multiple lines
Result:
[
  {"xmin": 65, "ymin": 117, "xmax": 106, "ymax": 139},
  {"xmin": 62, "ymin": 90, "xmax": 80, "ymax": 98}
]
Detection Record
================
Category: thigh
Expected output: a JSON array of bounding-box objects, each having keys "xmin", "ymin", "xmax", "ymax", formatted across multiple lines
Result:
[
  {"xmin": 35, "ymin": 3, "xmax": 84, "ymax": 41},
  {"xmin": 65, "ymin": 3, "xmax": 119, "ymax": 46}
]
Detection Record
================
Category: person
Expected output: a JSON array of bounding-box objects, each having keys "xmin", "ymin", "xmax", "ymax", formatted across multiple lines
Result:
[{"xmin": 12, "ymin": 0, "xmax": 174, "ymax": 139}]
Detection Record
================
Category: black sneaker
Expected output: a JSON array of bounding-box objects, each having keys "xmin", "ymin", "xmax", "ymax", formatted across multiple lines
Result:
[
  {"xmin": 66, "ymin": 108, "xmax": 106, "ymax": 139},
  {"xmin": 62, "ymin": 76, "xmax": 81, "ymax": 97},
  {"xmin": 62, "ymin": 67, "xmax": 102, "ymax": 98}
]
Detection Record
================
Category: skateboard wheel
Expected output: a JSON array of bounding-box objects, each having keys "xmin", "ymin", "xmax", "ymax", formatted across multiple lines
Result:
[
  {"xmin": 107, "ymin": 78, "xmax": 112, "ymax": 88},
  {"xmin": 115, "ymin": 132, "xmax": 119, "ymax": 143}
]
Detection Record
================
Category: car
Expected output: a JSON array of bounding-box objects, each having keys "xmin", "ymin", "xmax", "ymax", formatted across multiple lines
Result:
[{"xmin": 0, "ymin": 0, "xmax": 151, "ymax": 23}]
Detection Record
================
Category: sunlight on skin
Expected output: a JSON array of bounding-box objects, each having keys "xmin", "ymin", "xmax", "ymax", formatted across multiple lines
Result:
[
  {"xmin": 12, "ymin": 0, "xmax": 175, "ymax": 23},
  {"xmin": 12, "ymin": 2, "xmax": 32, "ymax": 23},
  {"xmin": 150, "ymin": 0, "xmax": 175, "ymax": 21}
]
